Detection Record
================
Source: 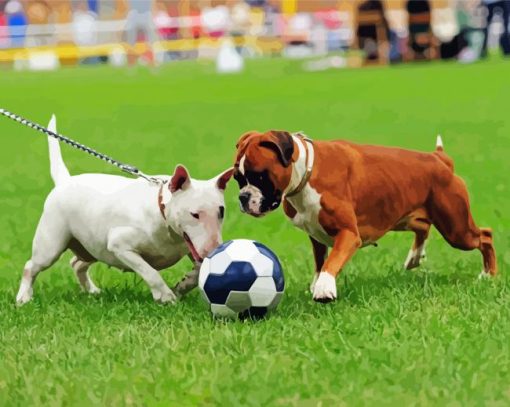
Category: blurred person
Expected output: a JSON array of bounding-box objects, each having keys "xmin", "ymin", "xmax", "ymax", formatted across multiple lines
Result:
[
  {"xmin": 72, "ymin": 1, "xmax": 99, "ymax": 63},
  {"xmin": 454, "ymin": 0, "xmax": 485, "ymax": 62},
  {"xmin": 153, "ymin": 4, "xmax": 174, "ymax": 40},
  {"xmin": 5, "ymin": 0, "xmax": 27, "ymax": 48},
  {"xmin": 153, "ymin": 2, "xmax": 180, "ymax": 61},
  {"xmin": 87, "ymin": 0, "xmax": 98, "ymax": 14},
  {"xmin": 315, "ymin": 6, "xmax": 342, "ymax": 51},
  {"xmin": 126, "ymin": 0, "xmax": 157, "ymax": 66},
  {"xmin": 201, "ymin": 3, "xmax": 229, "ymax": 38},
  {"xmin": 189, "ymin": 6, "xmax": 202, "ymax": 39},
  {"xmin": 356, "ymin": 0, "xmax": 390, "ymax": 61},
  {"xmin": 230, "ymin": 0, "xmax": 250, "ymax": 36},
  {"xmin": 480, "ymin": 0, "xmax": 510, "ymax": 57},
  {"xmin": 246, "ymin": 0, "xmax": 266, "ymax": 6},
  {"xmin": 263, "ymin": 0, "xmax": 281, "ymax": 37},
  {"xmin": 229, "ymin": 0, "xmax": 250, "ymax": 53},
  {"xmin": 406, "ymin": 0, "xmax": 435, "ymax": 59},
  {"xmin": 25, "ymin": 0, "xmax": 52, "ymax": 47}
]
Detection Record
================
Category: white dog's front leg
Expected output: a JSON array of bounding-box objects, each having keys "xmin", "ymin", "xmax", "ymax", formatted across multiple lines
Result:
[{"xmin": 108, "ymin": 229, "xmax": 176, "ymax": 304}]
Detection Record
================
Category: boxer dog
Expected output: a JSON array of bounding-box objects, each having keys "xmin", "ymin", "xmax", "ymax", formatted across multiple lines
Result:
[
  {"xmin": 233, "ymin": 130, "xmax": 497, "ymax": 302},
  {"xmin": 16, "ymin": 115, "xmax": 233, "ymax": 306}
]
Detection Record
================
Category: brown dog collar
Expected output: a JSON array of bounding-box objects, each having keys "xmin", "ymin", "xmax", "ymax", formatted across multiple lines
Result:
[
  {"xmin": 285, "ymin": 134, "xmax": 314, "ymax": 198},
  {"xmin": 158, "ymin": 184, "xmax": 167, "ymax": 220}
]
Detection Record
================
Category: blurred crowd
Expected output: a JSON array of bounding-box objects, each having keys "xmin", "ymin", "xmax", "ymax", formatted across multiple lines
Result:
[{"xmin": 0, "ymin": 0, "xmax": 509, "ymax": 66}]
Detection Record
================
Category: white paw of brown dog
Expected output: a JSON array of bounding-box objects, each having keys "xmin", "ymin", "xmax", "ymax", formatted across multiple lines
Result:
[
  {"xmin": 404, "ymin": 245, "xmax": 427, "ymax": 270},
  {"xmin": 312, "ymin": 272, "xmax": 337, "ymax": 303},
  {"xmin": 309, "ymin": 273, "xmax": 319, "ymax": 294},
  {"xmin": 478, "ymin": 270, "xmax": 491, "ymax": 280}
]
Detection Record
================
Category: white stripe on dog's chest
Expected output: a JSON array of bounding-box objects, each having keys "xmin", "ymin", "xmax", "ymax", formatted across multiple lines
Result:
[{"xmin": 286, "ymin": 185, "xmax": 333, "ymax": 246}]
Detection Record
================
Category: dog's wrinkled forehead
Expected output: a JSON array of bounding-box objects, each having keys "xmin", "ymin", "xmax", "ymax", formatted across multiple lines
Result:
[{"xmin": 234, "ymin": 130, "xmax": 295, "ymax": 173}]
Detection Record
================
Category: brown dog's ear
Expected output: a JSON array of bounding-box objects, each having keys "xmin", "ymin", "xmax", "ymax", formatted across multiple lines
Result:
[
  {"xmin": 216, "ymin": 167, "xmax": 234, "ymax": 191},
  {"xmin": 259, "ymin": 131, "xmax": 294, "ymax": 167},
  {"xmin": 169, "ymin": 165, "xmax": 191, "ymax": 192},
  {"xmin": 236, "ymin": 131, "xmax": 258, "ymax": 149}
]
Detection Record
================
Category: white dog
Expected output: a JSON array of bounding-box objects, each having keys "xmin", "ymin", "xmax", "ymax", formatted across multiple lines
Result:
[{"xmin": 16, "ymin": 115, "xmax": 233, "ymax": 306}]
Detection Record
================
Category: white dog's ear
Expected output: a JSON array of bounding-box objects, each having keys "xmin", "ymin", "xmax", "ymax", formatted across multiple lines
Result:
[
  {"xmin": 169, "ymin": 165, "xmax": 191, "ymax": 192},
  {"xmin": 216, "ymin": 167, "xmax": 234, "ymax": 191}
]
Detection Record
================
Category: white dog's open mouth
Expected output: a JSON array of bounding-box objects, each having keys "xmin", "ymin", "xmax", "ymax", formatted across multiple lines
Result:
[{"xmin": 183, "ymin": 233, "xmax": 203, "ymax": 263}]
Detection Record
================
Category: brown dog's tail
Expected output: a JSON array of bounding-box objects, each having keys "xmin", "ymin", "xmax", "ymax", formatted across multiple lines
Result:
[{"xmin": 434, "ymin": 134, "xmax": 454, "ymax": 171}]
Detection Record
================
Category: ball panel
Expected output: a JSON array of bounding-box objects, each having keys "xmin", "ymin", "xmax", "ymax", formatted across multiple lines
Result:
[
  {"xmin": 267, "ymin": 292, "xmax": 283, "ymax": 310},
  {"xmin": 248, "ymin": 277, "xmax": 277, "ymax": 307},
  {"xmin": 253, "ymin": 242, "xmax": 278, "ymax": 262},
  {"xmin": 208, "ymin": 250, "xmax": 233, "ymax": 276},
  {"xmin": 250, "ymin": 252, "xmax": 274, "ymax": 277},
  {"xmin": 273, "ymin": 268, "xmax": 285, "ymax": 292},
  {"xmin": 203, "ymin": 261, "xmax": 258, "ymax": 304},
  {"xmin": 224, "ymin": 239, "xmax": 259, "ymax": 261},
  {"xmin": 206, "ymin": 240, "xmax": 233, "ymax": 259},
  {"xmin": 225, "ymin": 291, "xmax": 252, "ymax": 313},
  {"xmin": 198, "ymin": 257, "xmax": 210, "ymax": 289},
  {"xmin": 253, "ymin": 242, "xmax": 285, "ymax": 291},
  {"xmin": 210, "ymin": 303, "xmax": 238, "ymax": 319}
]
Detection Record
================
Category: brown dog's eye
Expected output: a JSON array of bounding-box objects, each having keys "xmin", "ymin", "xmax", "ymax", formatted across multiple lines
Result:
[
  {"xmin": 191, "ymin": 212, "xmax": 199, "ymax": 219},
  {"xmin": 219, "ymin": 206, "xmax": 225, "ymax": 219}
]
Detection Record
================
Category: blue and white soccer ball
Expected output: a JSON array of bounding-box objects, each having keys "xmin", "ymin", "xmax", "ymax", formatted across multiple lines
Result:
[{"xmin": 198, "ymin": 239, "xmax": 285, "ymax": 319}]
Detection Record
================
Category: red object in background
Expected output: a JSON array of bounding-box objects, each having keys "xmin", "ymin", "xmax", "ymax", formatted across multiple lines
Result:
[
  {"xmin": 0, "ymin": 12, "xmax": 7, "ymax": 47},
  {"xmin": 190, "ymin": 8, "xmax": 202, "ymax": 39},
  {"xmin": 166, "ymin": 3, "xmax": 179, "ymax": 37},
  {"xmin": 314, "ymin": 9, "xmax": 342, "ymax": 30}
]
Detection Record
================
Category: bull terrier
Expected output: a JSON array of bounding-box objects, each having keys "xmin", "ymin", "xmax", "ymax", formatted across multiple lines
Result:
[{"xmin": 16, "ymin": 115, "xmax": 233, "ymax": 306}]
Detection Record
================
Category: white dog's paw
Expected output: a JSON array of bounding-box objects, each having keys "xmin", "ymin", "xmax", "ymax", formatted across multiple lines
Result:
[
  {"xmin": 313, "ymin": 272, "xmax": 337, "ymax": 303},
  {"xmin": 153, "ymin": 287, "xmax": 178, "ymax": 304},
  {"xmin": 16, "ymin": 288, "xmax": 33, "ymax": 306},
  {"xmin": 309, "ymin": 273, "xmax": 319, "ymax": 294},
  {"xmin": 88, "ymin": 285, "xmax": 101, "ymax": 295}
]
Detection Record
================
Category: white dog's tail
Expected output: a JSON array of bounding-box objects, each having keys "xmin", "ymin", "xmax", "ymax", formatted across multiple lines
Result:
[{"xmin": 47, "ymin": 115, "xmax": 70, "ymax": 186}]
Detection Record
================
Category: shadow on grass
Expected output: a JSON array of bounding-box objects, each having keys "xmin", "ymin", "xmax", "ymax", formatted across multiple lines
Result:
[{"xmin": 3, "ymin": 264, "xmax": 501, "ymax": 326}]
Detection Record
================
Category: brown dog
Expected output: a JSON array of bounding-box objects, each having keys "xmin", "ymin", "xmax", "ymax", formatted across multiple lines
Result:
[{"xmin": 233, "ymin": 131, "xmax": 497, "ymax": 302}]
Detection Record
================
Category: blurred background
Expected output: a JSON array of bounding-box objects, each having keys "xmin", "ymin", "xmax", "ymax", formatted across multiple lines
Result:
[{"xmin": 0, "ymin": 0, "xmax": 508, "ymax": 71}]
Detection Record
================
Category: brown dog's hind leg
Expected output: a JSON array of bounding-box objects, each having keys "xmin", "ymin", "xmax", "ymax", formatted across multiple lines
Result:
[
  {"xmin": 404, "ymin": 225, "xmax": 430, "ymax": 270},
  {"xmin": 428, "ymin": 175, "xmax": 497, "ymax": 276},
  {"xmin": 402, "ymin": 210, "xmax": 431, "ymax": 270},
  {"xmin": 479, "ymin": 227, "xmax": 497, "ymax": 277}
]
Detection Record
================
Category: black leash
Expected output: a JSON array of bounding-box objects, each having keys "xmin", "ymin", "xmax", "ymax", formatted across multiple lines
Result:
[{"xmin": 0, "ymin": 108, "xmax": 162, "ymax": 184}]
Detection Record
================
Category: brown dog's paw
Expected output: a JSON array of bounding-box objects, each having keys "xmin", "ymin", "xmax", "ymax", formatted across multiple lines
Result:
[
  {"xmin": 313, "ymin": 296, "xmax": 336, "ymax": 304},
  {"xmin": 312, "ymin": 272, "xmax": 337, "ymax": 303}
]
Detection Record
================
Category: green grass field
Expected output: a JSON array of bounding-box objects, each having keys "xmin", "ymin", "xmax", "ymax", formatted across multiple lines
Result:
[{"xmin": 1, "ymin": 58, "xmax": 509, "ymax": 406}]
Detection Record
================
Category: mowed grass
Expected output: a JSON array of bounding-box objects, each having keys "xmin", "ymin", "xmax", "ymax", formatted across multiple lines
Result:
[{"xmin": 1, "ymin": 58, "xmax": 509, "ymax": 406}]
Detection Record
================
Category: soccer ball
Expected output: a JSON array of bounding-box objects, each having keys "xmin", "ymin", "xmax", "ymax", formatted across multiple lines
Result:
[{"xmin": 198, "ymin": 239, "xmax": 285, "ymax": 319}]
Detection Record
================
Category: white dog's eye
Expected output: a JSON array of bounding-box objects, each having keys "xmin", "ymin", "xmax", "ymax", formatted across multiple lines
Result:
[{"xmin": 191, "ymin": 212, "xmax": 199, "ymax": 219}]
